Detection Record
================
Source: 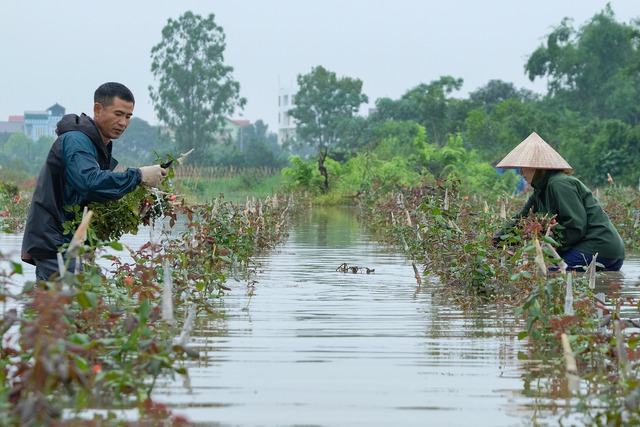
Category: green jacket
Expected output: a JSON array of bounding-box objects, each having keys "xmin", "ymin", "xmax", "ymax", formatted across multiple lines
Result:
[{"xmin": 516, "ymin": 171, "xmax": 625, "ymax": 260}]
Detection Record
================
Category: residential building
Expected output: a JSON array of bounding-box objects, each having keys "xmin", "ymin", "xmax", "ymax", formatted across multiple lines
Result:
[
  {"xmin": 0, "ymin": 103, "xmax": 65, "ymax": 140},
  {"xmin": 23, "ymin": 103, "xmax": 65, "ymax": 140},
  {"xmin": 278, "ymin": 84, "xmax": 297, "ymax": 146},
  {"xmin": 0, "ymin": 115, "xmax": 23, "ymax": 135},
  {"xmin": 220, "ymin": 118, "xmax": 251, "ymax": 150}
]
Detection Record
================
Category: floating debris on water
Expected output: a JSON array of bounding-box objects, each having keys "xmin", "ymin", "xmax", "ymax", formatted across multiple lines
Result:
[{"xmin": 335, "ymin": 263, "xmax": 375, "ymax": 274}]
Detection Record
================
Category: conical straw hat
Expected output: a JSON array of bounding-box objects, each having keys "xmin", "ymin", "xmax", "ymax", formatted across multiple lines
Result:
[{"xmin": 496, "ymin": 132, "xmax": 572, "ymax": 170}]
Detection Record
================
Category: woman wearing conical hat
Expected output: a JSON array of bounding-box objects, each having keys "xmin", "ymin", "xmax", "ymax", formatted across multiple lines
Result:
[{"xmin": 494, "ymin": 132, "xmax": 625, "ymax": 271}]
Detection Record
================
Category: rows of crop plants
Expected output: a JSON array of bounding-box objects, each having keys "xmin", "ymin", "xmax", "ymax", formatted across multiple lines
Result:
[
  {"xmin": 0, "ymin": 172, "xmax": 296, "ymax": 425},
  {"xmin": 359, "ymin": 178, "xmax": 640, "ymax": 425}
]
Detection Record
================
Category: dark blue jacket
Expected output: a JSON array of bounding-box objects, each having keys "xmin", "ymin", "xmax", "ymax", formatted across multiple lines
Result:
[{"xmin": 22, "ymin": 113, "xmax": 141, "ymax": 263}]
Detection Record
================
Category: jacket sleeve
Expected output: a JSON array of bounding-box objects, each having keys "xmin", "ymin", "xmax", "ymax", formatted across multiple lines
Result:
[
  {"xmin": 491, "ymin": 193, "xmax": 537, "ymax": 245},
  {"xmin": 62, "ymin": 132, "xmax": 141, "ymax": 203},
  {"xmin": 548, "ymin": 178, "xmax": 587, "ymax": 251},
  {"xmin": 514, "ymin": 193, "xmax": 536, "ymax": 219}
]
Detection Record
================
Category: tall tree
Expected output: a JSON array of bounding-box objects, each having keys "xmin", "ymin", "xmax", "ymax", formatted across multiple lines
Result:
[
  {"xmin": 149, "ymin": 11, "xmax": 246, "ymax": 163},
  {"xmin": 241, "ymin": 120, "xmax": 287, "ymax": 168},
  {"xmin": 468, "ymin": 79, "xmax": 537, "ymax": 111},
  {"xmin": 402, "ymin": 76, "xmax": 463, "ymax": 145},
  {"xmin": 289, "ymin": 65, "xmax": 368, "ymax": 192},
  {"xmin": 369, "ymin": 76, "xmax": 465, "ymax": 146},
  {"xmin": 112, "ymin": 117, "xmax": 165, "ymax": 166},
  {"xmin": 525, "ymin": 5, "xmax": 640, "ymax": 124},
  {"xmin": 463, "ymin": 98, "xmax": 557, "ymax": 162}
]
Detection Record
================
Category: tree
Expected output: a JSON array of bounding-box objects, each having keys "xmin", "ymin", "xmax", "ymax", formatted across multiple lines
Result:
[
  {"xmin": 463, "ymin": 98, "xmax": 557, "ymax": 163},
  {"xmin": 289, "ymin": 65, "xmax": 368, "ymax": 192},
  {"xmin": 525, "ymin": 5, "xmax": 640, "ymax": 124},
  {"xmin": 468, "ymin": 79, "xmax": 537, "ymax": 111},
  {"xmin": 401, "ymin": 76, "xmax": 464, "ymax": 145},
  {"xmin": 369, "ymin": 76, "xmax": 465, "ymax": 146},
  {"xmin": 149, "ymin": 11, "xmax": 246, "ymax": 164},
  {"xmin": 112, "ymin": 117, "xmax": 169, "ymax": 166},
  {"xmin": 242, "ymin": 120, "xmax": 287, "ymax": 168}
]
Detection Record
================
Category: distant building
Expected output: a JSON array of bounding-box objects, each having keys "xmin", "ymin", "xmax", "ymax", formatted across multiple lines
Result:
[
  {"xmin": 278, "ymin": 84, "xmax": 297, "ymax": 146},
  {"xmin": 23, "ymin": 103, "xmax": 65, "ymax": 140},
  {"xmin": 0, "ymin": 119, "xmax": 22, "ymax": 135},
  {"xmin": 218, "ymin": 118, "xmax": 251, "ymax": 150},
  {"xmin": 0, "ymin": 103, "xmax": 66, "ymax": 140}
]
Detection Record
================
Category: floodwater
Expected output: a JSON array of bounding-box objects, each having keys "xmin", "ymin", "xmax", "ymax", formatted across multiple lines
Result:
[{"xmin": 1, "ymin": 207, "xmax": 639, "ymax": 427}]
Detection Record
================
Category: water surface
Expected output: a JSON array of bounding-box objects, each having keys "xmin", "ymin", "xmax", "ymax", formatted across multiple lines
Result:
[
  {"xmin": 1, "ymin": 207, "xmax": 639, "ymax": 426},
  {"xmin": 150, "ymin": 207, "xmax": 639, "ymax": 426}
]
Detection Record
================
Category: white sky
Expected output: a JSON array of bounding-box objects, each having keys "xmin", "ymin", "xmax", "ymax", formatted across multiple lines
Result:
[{"xmin": 1, "ymin": 1, "xmax": 638, "ymax": 132}]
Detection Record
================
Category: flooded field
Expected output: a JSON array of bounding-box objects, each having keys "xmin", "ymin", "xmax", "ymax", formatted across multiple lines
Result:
[{"xmin": 1, "ymin": 206, "xmax": 639, "ymax": 426}]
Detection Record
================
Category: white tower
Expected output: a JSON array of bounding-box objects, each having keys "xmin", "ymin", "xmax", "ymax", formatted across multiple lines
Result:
[{"xmin": 277, "ymin": 82, "xmax": 297, "ymax": 146}]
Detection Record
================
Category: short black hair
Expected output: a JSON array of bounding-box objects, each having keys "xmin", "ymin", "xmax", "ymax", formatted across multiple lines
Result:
[{"xmin": 94, "ymin": 82, "xmax": 135, "ymax": 107}]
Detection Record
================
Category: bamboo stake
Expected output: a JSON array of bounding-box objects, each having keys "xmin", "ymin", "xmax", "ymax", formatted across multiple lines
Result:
[
  {"xmin": 162, "ymin": 261, "xmax": 175, "ymax": 325},
  {"xmin": 59, "ymin": 206, "xmax": 93, "ymax": 278},
  {"xmin": 534, "ymin": 239, "xmax": 547, "ymax": 279},
  {"xmin": 176, "ymin": 303, "xmax": 197, "ymax": 347},
  {"xmin": 585, "ymin": 254, "xmax": 598, "ymax": 290},
  {"xmin": 56, "ymin": 252, "xmax": 66, "ymax": 278},
  {"xmin": 561, "ymin": 333, "xmax": 580, "ymax": 392},
  {"xmin": 564, "ymin": 272, "xmax": 574, "ymax": 316},
  {"xmin": 615, "ymin": 320, "xmax": 631, "ymax": 380},
  {"xmin": 544, "ymin": 225, "xmax": 567, "ymax": 274}
]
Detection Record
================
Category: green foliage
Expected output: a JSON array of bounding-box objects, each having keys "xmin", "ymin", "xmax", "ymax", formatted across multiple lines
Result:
[
  {"xmin": 361, "ymin": 177, "xmax": 640, "ymax": 423},
  {"xmin": 525, "ymin": 5, "xmax": 640, "ymax": 123},
  {"xmin": 0, "ymin": 190, "xmax": 295, "ymax": 424},
  {"xmin": 368, "ymin": 120, "xmax": 428, "ymax": 162},
  {"xmin": 177, "ymin": 169, "xmax": 284, "ymax": 203},
  {"xmin": 599, "ymin": 184, "xmax": 640, "ymax": 251},
  {"xmin": 63, "ymin": 163, "xmax": 178, "ymax": 243},
  {"xmin": 370, "ymin": 76, "xmax": 466, "ymax": 146},
  {"xmin": 282, "ymin": 156, "xmax": 325, "ymax": 194},
  {"xmin": 0, "ymin": 133, "xmax": 52, "ymax": 176},
  {"xmin": 282, "ymin": 130, "xmax": 520, "ymax": 203},
  {"xmin": 557, "ymin": 118, "xmax": 640, "ymax": 188},
  {"xmin": 149, "ymin": 11, "xmax": 246, "ymax": 162},
  {"xmin": 241, "ymin": 121, "xmax": 288, "ymax": 168},
  {"xmin": 67, "ymin": 186, "xmax": 176, "ymax": 242},
  {"xmin": 112, "ymin": 117, "xmax": 172, "ymax": 166},
  {"xmin": 288, "ymin": 66, "xmax": 368, "ymax": 192},
  {"xmin": 463, "ymin": 98, "xmax": 559, "ymax": 163},
  {"xmin": 290, "ymin": 65, "xmax": 368, "ymax": 150},
  {"xmin": 0, "ymin": 180, "xmax": 28, "ymax": 232},
  {"xmin": 468, "ymin": 79, "xmax": 537, "ymax": 110},
  {"xmin": 400, "ymin": 76, "xmax": 464, "ymax": 145}
]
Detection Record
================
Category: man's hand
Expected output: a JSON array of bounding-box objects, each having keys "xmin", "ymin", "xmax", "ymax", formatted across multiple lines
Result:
[{"xmin": 139, "ymin": 165, "xmax": 168, "ymax": 188}]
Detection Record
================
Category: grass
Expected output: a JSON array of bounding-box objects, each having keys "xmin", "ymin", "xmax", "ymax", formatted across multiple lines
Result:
[{"xmin": 174, "ymin": 173, "xmax": 285, "ymax": 204}]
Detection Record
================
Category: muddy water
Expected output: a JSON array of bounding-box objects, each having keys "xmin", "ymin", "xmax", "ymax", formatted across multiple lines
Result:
[
  {"xmin": 147, "ymin": 208, "xmax": 638, "ymax": 427},
  {"xmin": 1, "ymin": 207, "xmax": 639, "ymax": 427}
]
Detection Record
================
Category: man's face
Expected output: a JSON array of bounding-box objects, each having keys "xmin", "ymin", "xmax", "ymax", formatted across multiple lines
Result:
[{"xmin": 93, "ymin": 96, "xmax": 134, "ymax": 144}]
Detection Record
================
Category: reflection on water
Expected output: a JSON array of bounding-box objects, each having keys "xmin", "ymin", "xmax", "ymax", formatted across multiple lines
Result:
[
  {"xmin": 1, "ymin": 208, "xmax": 639, "ymax": 426},
  {"xmin": 150, "ymin": 206, "xmax": 639, "ymax": 427}
]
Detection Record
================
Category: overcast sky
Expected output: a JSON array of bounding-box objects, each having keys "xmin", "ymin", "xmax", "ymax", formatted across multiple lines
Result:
[{"xmin": 1, "ymin": 1, "xmax": 638, "ymax": 132}]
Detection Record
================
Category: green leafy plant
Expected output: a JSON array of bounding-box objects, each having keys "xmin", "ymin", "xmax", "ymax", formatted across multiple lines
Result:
[{"xmin": 63, "ymin": 163, "xmax": 179, "ymax": 242}]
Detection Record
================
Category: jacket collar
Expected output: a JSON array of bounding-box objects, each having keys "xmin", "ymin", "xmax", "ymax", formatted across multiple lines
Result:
[{"xmin": 531, "ymin": 170, "xmax": 563, "ymax": 191}]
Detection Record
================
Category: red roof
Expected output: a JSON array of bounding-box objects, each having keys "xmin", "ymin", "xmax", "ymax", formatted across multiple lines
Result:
[
  {"xmin": 8, "ymin": 115, "xmax": 24, "ymax": 122},
  {"xmin": 231, "ymin": 119, "xmax": 251, "ymax": 127}
]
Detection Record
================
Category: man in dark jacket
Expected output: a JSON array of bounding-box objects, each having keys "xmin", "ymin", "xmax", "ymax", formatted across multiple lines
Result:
[{"xmin": 22, "ymin": 82, "xmax": 167, "ymax": 281}]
